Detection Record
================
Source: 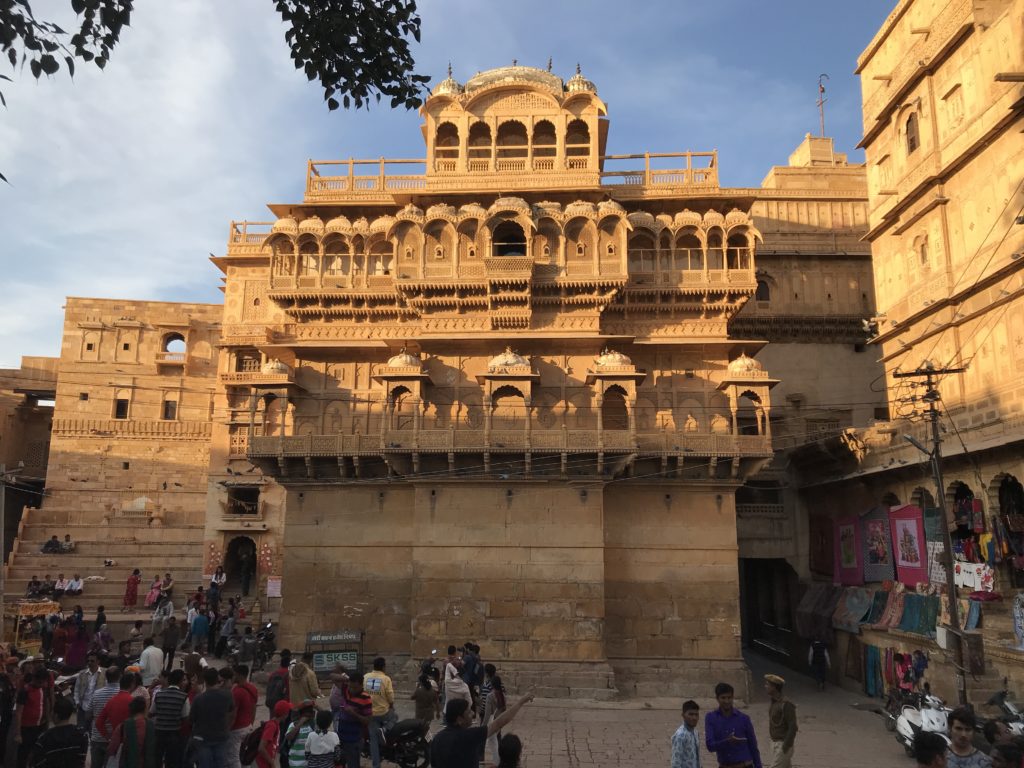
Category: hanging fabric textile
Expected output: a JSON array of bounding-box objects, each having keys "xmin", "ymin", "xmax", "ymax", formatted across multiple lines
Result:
[{"xmin": 890, "ymin": 505, "xmax": 929, "ymax": 585}]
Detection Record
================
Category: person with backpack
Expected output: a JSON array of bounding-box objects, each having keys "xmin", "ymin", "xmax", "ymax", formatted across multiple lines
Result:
[
  {"xmin": 240, "ymin": 699, "xmax": 291, "ymax": 768},
  {"xmin": 265, "ymin": 651, "xmax": 291, "ymax": 713},
  {"xmin": 229, "ymin": 665, "xmax": 259, "ymax": 768},
  {"xmin": 28, "ymin": 695, "xmax": 88, "ymax": 767}
]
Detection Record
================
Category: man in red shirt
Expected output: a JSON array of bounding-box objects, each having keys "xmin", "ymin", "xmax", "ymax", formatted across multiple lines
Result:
[
  {"xmin": 95, "ymin": 674, "xmax": 135, "ymax": 744},
  {"xmin": 258, "ymin": 700, "xmax": 292, "ymax": 768},
  {"xmin": 230, "ymin": 664, "xmax": 259, "ymax": 768}
]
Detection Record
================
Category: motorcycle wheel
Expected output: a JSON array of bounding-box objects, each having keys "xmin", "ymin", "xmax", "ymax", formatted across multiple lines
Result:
[
  {"xmin": 398, "ymin": 740, "xmax": 430, "ymax": 768},
  {"xmin": 885, "ymin": 716, "xmax": 897, "ymax": 732},
  {"xmin": 905, "ymin": 744, "xmax": 915, "ymax": 758}
]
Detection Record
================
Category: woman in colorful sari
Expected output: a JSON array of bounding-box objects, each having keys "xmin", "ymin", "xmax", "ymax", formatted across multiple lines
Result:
[{"xmin": 107, "ymin": 696, "xmax": 157, "ymax": 767}]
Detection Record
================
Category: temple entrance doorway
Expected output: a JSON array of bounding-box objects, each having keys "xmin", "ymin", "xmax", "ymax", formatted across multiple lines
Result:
[{"xmin": 224, "ymin": 536, "xmax": 257, "ymax": 597}]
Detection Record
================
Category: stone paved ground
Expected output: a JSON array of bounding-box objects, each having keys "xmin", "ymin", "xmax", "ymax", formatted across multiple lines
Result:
[{"xmin": 410, "ymin": 652, "xmax": 910, "ymax": 768}]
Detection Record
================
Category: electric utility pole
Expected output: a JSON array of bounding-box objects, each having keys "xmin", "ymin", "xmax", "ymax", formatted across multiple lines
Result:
[{"xmin": 894, "ymin": 361, "xmax": 967, "ymax": 705}]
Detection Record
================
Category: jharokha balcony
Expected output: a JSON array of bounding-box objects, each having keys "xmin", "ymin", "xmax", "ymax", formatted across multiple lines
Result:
[{"xmin": 246, "ymin": 427, "xmax": 773, "ymax": 482}]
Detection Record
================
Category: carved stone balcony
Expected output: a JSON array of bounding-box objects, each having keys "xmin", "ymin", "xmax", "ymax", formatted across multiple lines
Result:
[
  {"xmin": 219, "ymin": 370, "xmax": 296, "ymax": 388},
  {"xmin": 248, "ymin": 429, "xmax": 771, "ymax": 458}
]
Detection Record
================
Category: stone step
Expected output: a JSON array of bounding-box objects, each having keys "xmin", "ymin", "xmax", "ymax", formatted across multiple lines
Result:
[
  {"xmin": 19, "ymin": 530, "xmax": 203, "ymax": 545},
  {"xmin": 12, "ymin": 549, "xmax": 201, "ymax": 566}
]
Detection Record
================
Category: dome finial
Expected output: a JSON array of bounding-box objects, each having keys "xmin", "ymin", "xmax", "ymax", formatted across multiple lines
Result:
[
  {"xmin": 512, "ymin": 58, "xmax": 517, "ymax": 67},
  {"xmin": 447, "ymin": 61, "xmax": 452, "ymax": 78},
  {"xmin": 576, "ymin": 62, "xmax": 581, "ymax": 75},
  {"xmin": 547, "ymin": 56, "xmax": 553, "ymax": 72}
]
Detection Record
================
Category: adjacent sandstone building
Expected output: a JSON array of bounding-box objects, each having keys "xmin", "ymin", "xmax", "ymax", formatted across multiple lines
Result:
[{"xmin": 790, "ymin": 0, "xmax": 1024, "ymax": 704}]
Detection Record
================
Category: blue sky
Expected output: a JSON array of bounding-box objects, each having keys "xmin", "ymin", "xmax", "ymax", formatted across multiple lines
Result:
[{"xmin": 0, "ymin": 0, "xmax": 896, "ymax": 366}]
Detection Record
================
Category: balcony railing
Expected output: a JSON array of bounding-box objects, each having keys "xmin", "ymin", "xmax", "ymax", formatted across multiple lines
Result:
[
  {"xmin": 219, "ymin": 370, "xmax": 295, "ymax": 387},
  {"xmin": 304, "ymin": 151, "xmax": 719, "ymax": 201},
  {"xmin": 248, "ymin": 429, "xmax": 772, "ymax": 458}
]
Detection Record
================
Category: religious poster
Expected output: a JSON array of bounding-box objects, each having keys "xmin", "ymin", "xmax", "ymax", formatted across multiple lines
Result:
[
  {"xmin": 889, "ymin": 505, "xmax": 929, "ymax": 585},
  {"xmin": 833, "ymin": 516, "xmax": 863, "ymax": 585},
  {"xmin": 861, "ymin": 506, "xmax": 895, "ymax": 582}
]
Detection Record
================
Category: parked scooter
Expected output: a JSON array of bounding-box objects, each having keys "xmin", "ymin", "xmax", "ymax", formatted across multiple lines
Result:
[
  {"xmin": 985, "ymin": 680, "xmax": 1024, "ymax": 736},
  {"xmin": 254, "ymin": 621, "xmax": 276, "ymax": 671},
  {"xmin": 895, "ymin": 684, "xmax": 951, "ymax": 757}
]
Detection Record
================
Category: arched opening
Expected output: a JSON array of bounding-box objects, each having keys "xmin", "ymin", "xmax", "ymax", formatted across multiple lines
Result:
[
  {"xmin": 390, "ymin": 386, "xmax": 416, "ymax": 430},
  {"xmin": 672, "ymin": 230, "xmax": 703, "ymax": 271},
  {"xmin": 601, "ymin": 387, "xmax": 629, "ymax": 430},
  {"xmin": 298, "ymin": 240, "xmax": 319, "ymax": 284},
  {"xmin": 434, "ymin": 121, "xmax": 459, "ymax": 167},
  {"xmin": 911, "ymin": 486, "xmax": 935, "ymax": 509},
  {"xmin": 323, "ymin": 235, "xmax": 351, "ymax": 286},
  {"xmin": 492, "ymin": 221, "xmax": 527, "ymax": 257},
  {"xmin": 496, "ymin": 121, "xmax": 528, "ymax": 159},
  {"xmin": 368, "ymin": 241, "xmax": 394, "ymax": 275},
  {"xmin": 262, "ymin": 394, "xmax": 285, "ymax": 437},
  {"xmin": 736, "ymin": 391, "xmax": 762, "ymax": 435},
  {"xmin": 917, "ymin": 236, "xmax": 929, "ymax": 269},
  {"xmin": 905, "ymin": 113, "xmax": 920, "ymax": 155},
  {"xmin": 270, "ymin": 238, "xmax": 295, "ymax": 279},
  {"xmin": 491, "ymin": 386, "xmax": 525, "ymax": 430},
  {"xmin": 727, "ymin": 232, "xmax": 752, "ymax": 270},
  {"xmin": 998, "ymin": 475, "xmax": 1024, "ymax": 516},
  {"xmin": 755, "ymin": 280, "xmax": 771, "ymax": 302},
  {"xmin": 468, "ymin": 122, "xmax": 492, "ymax": 164},
  {"xmin": 565, "ymin": 119, "xmax": 590, "ymax": 157},
  {"xmin": 223, "ymin": 536, "xmax": 257, "ymax": 596},
  {"xmin": 881, "ymin": 492, "xmax": 901, "ymax": 507},
  {"xmin": 162, "ymin": 333, "xmax": 186, "ymax": 357},
  {"xmin": 949, "ymin": 481, "xmax": 976, "ymax": 526},
  {"xmin": 532, "ymin": 120, "xmax": 556, "ymax": 158},
  {"xmin": 627, "ymin": 231, "xmax": 655, "ymax": 274},
  {"xmin": 706, "ymin": 230, "xmax": 724, "ymax": 270}
]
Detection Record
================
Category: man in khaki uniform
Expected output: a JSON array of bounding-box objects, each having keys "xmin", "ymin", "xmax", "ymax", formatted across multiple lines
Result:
[{"xmin": 764, "ymin": 674, "xmax": 797, "ymax": 768}]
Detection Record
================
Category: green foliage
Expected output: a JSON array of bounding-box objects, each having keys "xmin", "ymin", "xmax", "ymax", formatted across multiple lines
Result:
[
  {"xmin": 274, "ymin": 0, "xmax": 429, "ymax": 110},
  {"xmin": 0, "ymin": 0, "xmax": 429, "ymax": 183}
]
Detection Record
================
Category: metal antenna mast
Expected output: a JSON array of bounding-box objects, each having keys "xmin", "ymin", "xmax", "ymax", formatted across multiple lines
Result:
[{"xmin": 817, "ymin": 74, "xmax": 829, "ymax": 137}]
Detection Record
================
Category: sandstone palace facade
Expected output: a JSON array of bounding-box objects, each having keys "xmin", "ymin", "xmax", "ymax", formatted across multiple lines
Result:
[{"xmin": 2, "ymin": 64, "xmax": 879, "ymax": 698}]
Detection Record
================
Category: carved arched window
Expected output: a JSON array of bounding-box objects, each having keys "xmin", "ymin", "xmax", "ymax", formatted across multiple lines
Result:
[
  {"xmin": 532, "ymin": 120, "xmax": 556, "ymax": 158},
  {"xmin": 565, "ymin": 119, "xmax": 590, "ymax": 156},
  {"xmin": 906, "ymin": 113, "xmax": 920, "ymax": 155},
  {"xmin": 755, "ymin": 280, "xmax": 771, "ymax": 302},
  {"xmin": 496, "ymin": 121, "xmax": 528, "ymax": 160},
  {"xmin": 492, "ymin": 221, "xmax": 527, "ymax": 257},
  {"xmin": 468, "ymin": 122, "xmax": 492, "ymax": 161}
]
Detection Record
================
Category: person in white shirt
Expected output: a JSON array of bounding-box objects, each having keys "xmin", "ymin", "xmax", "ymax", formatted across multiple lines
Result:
[
  {"xmin": 65, "ymin": 574, "xmax": 84, "ymax": 596},
  {"xmin": 52, "ymin": 574, "xmax": 69, "ymax": 598},
  {"xmin": 73, "ymin": 652, "xmax": 106, "ymax": 733},
  {"xmin": 138, "ymin": 636, "xmax": 165, "ymax": 687}
]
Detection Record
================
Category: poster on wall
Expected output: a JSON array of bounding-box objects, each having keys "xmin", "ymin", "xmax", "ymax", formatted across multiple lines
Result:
[
  {"xmin": 266, "ymin": 577, "xmax": 282, "ymax": 598},
  {"xmin": 889, "ymin": 505, "xmax": 929, "ymax": 585},
  {"xmin": 833, "ymin": 516, "xmax": 863, "ymax": 585},
  {"xmin": 861, "ymin": 506, "xmax": 895, "ymax": 582}
]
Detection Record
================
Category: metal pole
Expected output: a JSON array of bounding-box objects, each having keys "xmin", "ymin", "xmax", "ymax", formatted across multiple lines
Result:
[
  {"xmin": 925, "ymin": 374, "xmax": 968, "ymax": 706},
  {"xmin": 895, "ymin": 363, "xmax": 967, "ymax": 705}
]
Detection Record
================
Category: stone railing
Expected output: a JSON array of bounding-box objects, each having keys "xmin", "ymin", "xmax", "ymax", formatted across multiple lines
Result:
[
  {"xmin": 736, "ymin": 503, "xmax": 792, "ymax": 542},
  {"xmin": 248, "ymin": 429, "xmax": 772, "ymax": 457},
  {"xmin": 52, "ymin": 418, "xmax": 212, "ymax": 439},
  {"xmin": 219, "ymin": 371, "xmax": 294, "ymax": 387}
]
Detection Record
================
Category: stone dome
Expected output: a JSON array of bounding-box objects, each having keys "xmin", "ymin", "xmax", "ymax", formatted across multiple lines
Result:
[
  {"xmin": 387, "ymin": 349, "xmax": 421, "ymax": 368},
  {"xmin": 596, "ymin": 349, "xmax": 632, "ymax": 367},
  {"xmin": 432, "ymin": 64, "xmax": 464, "ymax": 96},
  {"xmin": 464, "ymin": 65, "xmax": 564, "ymax": 96},
  {"xmin": 261, "ymin": 358, "xmax": 291, "ymax": 375},
  {"xmin": 727, "ymin": 353, "xmax": 764, "ymax": 376},
  {"xmin": 565, "ymin": 64, "xmax": 597, "ymax": 94},
  {"xmin": 298, "ymin": 216, "xmax": 325, "ymax": 236},
  {"xmin": 488, "ymin": 346, "xmax": 530, "ymax": 369},
  {"xmin": 272, "ymin": 216, "xmax": 298, "ymax": 234}
]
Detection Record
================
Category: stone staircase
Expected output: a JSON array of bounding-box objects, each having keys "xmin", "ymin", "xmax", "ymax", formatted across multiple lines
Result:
[{"xmin": 3, "ymin": 507, "xmax": 207, "ymax": 642}]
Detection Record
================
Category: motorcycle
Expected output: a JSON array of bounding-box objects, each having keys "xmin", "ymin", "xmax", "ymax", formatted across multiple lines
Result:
[
  {"xmin": 254, "ymin": 621, "xmax": 276, "ymax": 671},
  {"xmin": 361, "ymin": 717, "xmax": 430, "ymax": 768},
  {"xmin": 895, "ymin": 684, "xmax": 951, "ymax": 757},
  {"xmin": 985, "ymin": 680, "xmax": 1024, "ymax": 736},
  {"xmin": 882, "ymin": 686, "xmax": 925, "ymax": 732}
]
